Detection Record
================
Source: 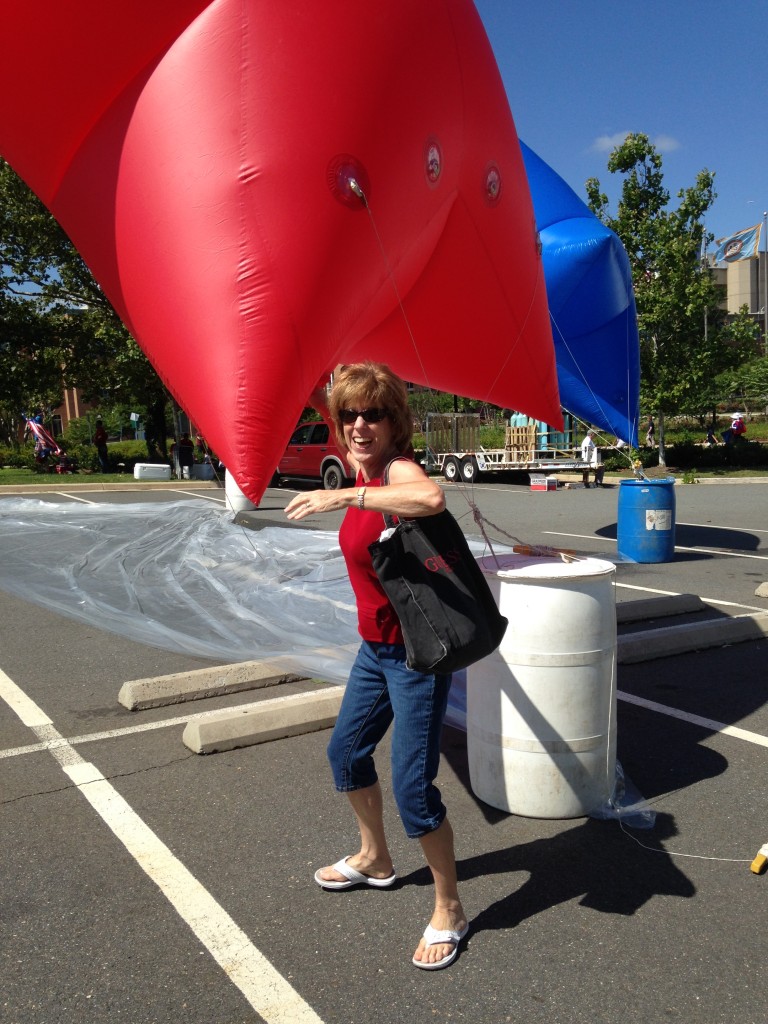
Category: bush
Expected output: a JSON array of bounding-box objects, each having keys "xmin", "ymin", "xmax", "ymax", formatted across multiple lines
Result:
[
  {"xmin": 101, "ymin": 440, "xmax": 164, "ymax": 474},
  {"xmin": 0, "ymin": 443, "xmax": 34, "ymax": 469},
  {"xmin": 602, "ymin": 448, "xmax": 639, "ymax": 472},
  {"xmin": 479, "ymin": 424, "xmax": 507, "ymax": 448},
  {"xmin": 43, "ymin": 438, "xmax": 163, "ymax": 474},
  {"xmin": 630, "ymin": 439, "xmax": 768, "ymax": 472}
]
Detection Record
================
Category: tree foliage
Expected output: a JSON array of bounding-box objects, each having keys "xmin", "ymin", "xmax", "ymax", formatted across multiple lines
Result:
[
  {"xmin": 585, "ymin": 133, "xmax": 753, "ymax": 462},
  {"xmin": 0, "ymin": 158, "xmax": 170, "ymax": 448},
  {"xmin": 716, "ymin": 352, "xmax": 768, "ymax": 405}
]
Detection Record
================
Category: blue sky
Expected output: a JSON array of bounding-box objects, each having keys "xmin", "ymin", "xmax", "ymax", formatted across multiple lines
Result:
[{"xmin": 475, "ymin": 0, "xmax": 767, "ymax": 252}]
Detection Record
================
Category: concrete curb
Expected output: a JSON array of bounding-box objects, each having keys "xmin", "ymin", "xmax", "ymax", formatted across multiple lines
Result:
[
  {"xmin": 182, "ymin": 686, "xmax": 344, "ymax": 754},
  {"xmin": 617, "ymin": 613, "xmax": 768, "ymax": 663},
  {"xmin": 3, "ymin": 480, "xmax": 222, "ymax": 494},
  {"xmin": 554, "ymin": 473, "xmax": 768, "ymax": 486},
  {"xmin": 118, "ymin": 660, "xmax": 308, "ymax": 710},
  {"xmin": 616, "ymin": 593, "xmax": 705, "ymax": 623},
  {"xmin": 676, "ymin": 478, "xmax": 768, "ymax": 486},
  {"xmin": 121, "ymin": 593, "xmax": 766, "ymax": 754}
]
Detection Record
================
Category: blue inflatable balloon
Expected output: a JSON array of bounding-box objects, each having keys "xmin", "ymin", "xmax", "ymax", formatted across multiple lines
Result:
[{"xmin": 521, "ymin": 142, "xmax": 640, "ymax": 447}]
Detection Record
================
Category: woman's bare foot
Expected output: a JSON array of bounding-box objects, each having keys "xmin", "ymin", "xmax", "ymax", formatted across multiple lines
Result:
[
  {"xmin": 316, "ymin": 853, "xmax": 395, "ymax": 885},
  {"xmin": 412, "ymin": 904, "xmax": 468, "ymax": 968}
]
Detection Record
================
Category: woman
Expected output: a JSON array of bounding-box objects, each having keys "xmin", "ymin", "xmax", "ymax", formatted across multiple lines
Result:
[{"xmin": 285, "ymin": 362, "xmax": 468, "ymax": 970}]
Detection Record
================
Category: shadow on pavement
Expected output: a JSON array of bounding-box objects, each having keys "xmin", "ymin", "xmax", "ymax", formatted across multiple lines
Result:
[
  {"xmin": 399, "ymin": 814, "xmax": 695, "ymax": 932},
  {"xmin": 596, "ymin": 521, "xmax": 761, "ymax": 554}
]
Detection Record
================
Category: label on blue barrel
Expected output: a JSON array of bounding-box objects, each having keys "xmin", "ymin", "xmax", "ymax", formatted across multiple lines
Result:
[{"xmin": 645, "ymin": 509, "xmax": 672, "ymax": 531}]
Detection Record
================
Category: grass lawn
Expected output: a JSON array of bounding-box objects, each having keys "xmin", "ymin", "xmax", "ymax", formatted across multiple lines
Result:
[{"xmin": 662, "ymin": 424, "xmax": 768, "ymax": 445}]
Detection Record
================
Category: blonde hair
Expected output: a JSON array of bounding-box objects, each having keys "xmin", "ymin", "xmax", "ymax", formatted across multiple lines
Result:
[{"xmin": 328, "ymin": 362, "xmax": 412, "ymax": 455}]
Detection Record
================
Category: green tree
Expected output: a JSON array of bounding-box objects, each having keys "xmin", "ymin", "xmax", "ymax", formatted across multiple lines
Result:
[
  {"xmin": 668, "ymin": 307, "xmax": 762, "ymax": 426},
  {"xmin": 0, "ymin": 158, "xmax": 171, "ymax": 450},
  {"xmin": 0, "ymin": 288, "xmax": 66, "ymax": 443},
  {"xmin": 585, "ymin": 133, "xmax": 732, "ymax": 465},
  {"xmin": 716, "ymin": 352, "xmax": 768, "ymax": 407}
]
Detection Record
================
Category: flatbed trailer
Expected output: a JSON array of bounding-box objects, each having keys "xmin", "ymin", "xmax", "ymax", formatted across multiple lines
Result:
[{"xmin": 422, "ymin": 413, "xmax": 590, "ymax": 483}]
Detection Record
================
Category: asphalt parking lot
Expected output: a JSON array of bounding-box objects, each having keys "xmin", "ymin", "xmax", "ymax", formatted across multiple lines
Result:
[{"xmin": 1, "ymin": 477, "xmax": 766, "ymax": 1024}]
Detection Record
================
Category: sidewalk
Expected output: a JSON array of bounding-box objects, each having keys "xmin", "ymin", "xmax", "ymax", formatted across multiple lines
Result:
[{"xmin": 556, "ymin": 472, "xmax": 768, "ymax": 486}]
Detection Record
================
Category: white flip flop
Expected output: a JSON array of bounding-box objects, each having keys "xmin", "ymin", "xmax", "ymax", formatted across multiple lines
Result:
[
  {"xmin": 412, "ymin": 923, "xmax": 469, "ymax": 970},
  {"xmin": 313, "ymin": 856, "xmax": 396, "ymax": 890}
]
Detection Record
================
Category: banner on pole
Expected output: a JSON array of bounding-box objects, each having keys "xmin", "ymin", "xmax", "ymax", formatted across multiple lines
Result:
[{"xmin": 713, "ymin": 223, "xmax": 762, "ymax": 263}]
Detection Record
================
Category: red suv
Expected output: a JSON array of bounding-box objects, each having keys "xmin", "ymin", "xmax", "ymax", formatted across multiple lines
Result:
[{"xmin": 276, "ymin": 421, "xmax": 354, "ymax": 490}]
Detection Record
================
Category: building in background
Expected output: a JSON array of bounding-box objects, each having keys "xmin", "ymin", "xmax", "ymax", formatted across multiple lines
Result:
[{"xmin": 709, "ymin": 221, "xmax": 767, "ymax": 353}]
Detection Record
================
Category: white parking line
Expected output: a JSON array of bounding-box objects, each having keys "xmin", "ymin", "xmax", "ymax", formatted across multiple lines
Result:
[
  {"xmin": 613, "ymin": 582, "xmax": 768, "ymax": 614},
  {"xmin": 679, "ymin": 520, "xmax": 768, "ymax": 535},
  {"xmin": 674, "ymin": 545, "xmax": 768, "ymax": 561},
  {"xmin": 0, "ymin": 667, "xmax": 325, "ymax": 1024},
  {"xmin": 618, "ymin": 691, "xmax": 768, "ymax": 748},
  {"xmin": 165, "ymin": 488, "xmax": 227, "ymax": 502},
  {"xmin": 0, "ymin": 690, "xmax": 332, "ymax": 760},
  {"xmin": 544, "ymin": 530, "xmax": 768, "ymax": 561},
  {"xmin": 55, "ymin": 492, "xmax": 98, "ymax": 504}
]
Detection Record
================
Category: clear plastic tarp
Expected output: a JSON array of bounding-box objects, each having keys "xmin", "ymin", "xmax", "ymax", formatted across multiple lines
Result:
[
  {"xmin": 0, "ymin": 497, "xmax": 652, "ymax": 825},
  {"xmin": 0, "ymin": 498, "xmax": 365, "ymax": 683},
  {"xmin": 0, "ymin": 498, "xmax": 505, "ymax": 728}
]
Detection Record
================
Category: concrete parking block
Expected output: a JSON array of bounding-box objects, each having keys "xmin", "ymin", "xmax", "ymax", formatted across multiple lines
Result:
[
  {"xmin": 182, "ymin": 686, "xmax": 344, "ymax": 754},
  {"xmin": 118, "ymin": 660, "xmax": 307, "ymax": 710},
  {"xmin": 616, "ymin": 593, "xmax": 705, "ymax": 623},
  {"xmin": 617, "ymin": 612, "xmax": 768, "ymax": 663},
  {"xmin": 755, "ymin": 582, "xmax": 768, "ymax": 598}
]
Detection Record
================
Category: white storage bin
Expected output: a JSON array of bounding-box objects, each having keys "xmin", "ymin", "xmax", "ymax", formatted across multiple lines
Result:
[{"xmin": 133, "ymin": 463, "xmax": 171, "ymax": 481}]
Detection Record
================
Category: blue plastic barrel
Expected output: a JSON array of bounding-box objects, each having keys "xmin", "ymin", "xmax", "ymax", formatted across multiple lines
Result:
[{"xmin": 617, "ymin": 479, "xmax": 676, "ymax": 562}]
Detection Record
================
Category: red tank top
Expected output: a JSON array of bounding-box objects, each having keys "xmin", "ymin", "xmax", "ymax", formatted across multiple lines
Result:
[{"xmin": 339, "ymin": 469, "xmax": 403, "ymax": 644}]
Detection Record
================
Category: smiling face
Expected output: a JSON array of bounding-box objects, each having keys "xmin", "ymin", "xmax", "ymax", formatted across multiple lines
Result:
[
  {"xmin": 342, "ymin": 405, "xmax": 396, "ymax": 480},
  {"xmin": 328, "ymin": 362, "xmax": 414, "ymax": 479}
]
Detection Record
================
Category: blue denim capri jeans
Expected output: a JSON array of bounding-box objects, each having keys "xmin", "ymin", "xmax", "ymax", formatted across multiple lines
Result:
[{"xmin": 327, "ymin": 640, "xmax": 452, "ymax": 838}]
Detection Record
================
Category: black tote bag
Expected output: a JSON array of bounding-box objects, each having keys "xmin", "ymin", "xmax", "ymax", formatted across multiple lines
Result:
[{"xmin": 368, "ymin": 508, "xmax": 508, "ymax": 675}]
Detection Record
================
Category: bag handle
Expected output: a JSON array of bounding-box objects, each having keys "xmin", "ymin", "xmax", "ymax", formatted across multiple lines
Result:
[{"xmin": 380, "ymin": 458, "xmax": 408, "ymax": 530}]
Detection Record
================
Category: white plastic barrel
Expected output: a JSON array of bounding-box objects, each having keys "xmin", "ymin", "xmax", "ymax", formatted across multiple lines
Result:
[
  {"xmin": 224, "ymin": 470, "xmax": 256, "ymax": 512},
  {"xmin": 466, "ymin": 554, "xmax": 616, "ymax": 819}
]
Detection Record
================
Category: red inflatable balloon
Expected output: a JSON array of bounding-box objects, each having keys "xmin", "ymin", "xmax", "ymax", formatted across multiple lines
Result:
[{"xmin": 0, "ymin": 0, "xmax": 561, "ymax": 503}]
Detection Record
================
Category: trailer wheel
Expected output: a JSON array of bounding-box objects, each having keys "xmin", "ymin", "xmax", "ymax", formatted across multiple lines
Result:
[
  {"xmin": 460, "ymin": 456, "xmax": 479, "ymax": 483},
  {"xmin": 443, "ymin": 457, "xmax": 459, "ymax": 481}
]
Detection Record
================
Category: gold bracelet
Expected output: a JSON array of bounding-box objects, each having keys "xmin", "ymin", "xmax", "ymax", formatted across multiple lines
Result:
[{"xmin": 357, "ymin": 486, "xmax": 366, "ymax": 510}]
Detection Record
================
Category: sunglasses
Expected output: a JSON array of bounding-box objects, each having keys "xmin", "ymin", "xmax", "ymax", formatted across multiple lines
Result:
[{"xmin": 339, "ymin": 407, "xmax": 390, "ymax": 425}]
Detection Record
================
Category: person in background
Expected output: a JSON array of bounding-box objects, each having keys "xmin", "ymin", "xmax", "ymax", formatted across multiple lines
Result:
[
  {"xmin": 645, "ymin": 416, "xmax": 655, "ymax": 447},
  {"xmin": 580, "ymin": 430, "xmax": 603, "ymax": 487},
  {"xmin": 285, "ymin": 362, "xmax": 468, "ymax": 971},
  {"xmin": 722, "ymin": 413, "xmax": 746, "ymax": 445},
  {"xmin": 93, "ymin": 419, "xmax": 109, "ymax": 473},
  {"xmin": 176, "ymin": 432, "xmax": 195, "ymax": 478}
]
